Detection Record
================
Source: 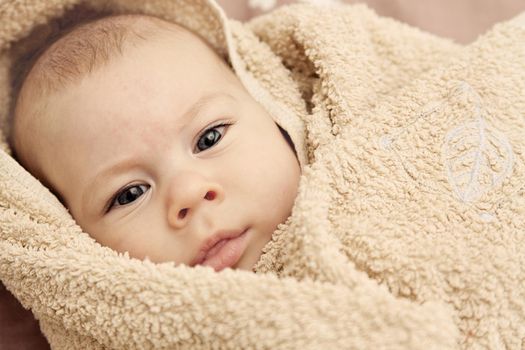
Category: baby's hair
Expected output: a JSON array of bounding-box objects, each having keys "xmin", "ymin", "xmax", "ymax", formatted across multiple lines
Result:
[{"xmin": 19, "ymin": 15, "xmax": 183, "ymax": 97}]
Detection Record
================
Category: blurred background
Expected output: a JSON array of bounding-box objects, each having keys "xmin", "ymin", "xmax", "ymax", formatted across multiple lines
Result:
[
  {"xmin": 2, "ymin": 1, "xmax": 525, "ymax": 349},
  {"xmin": 221, "ymin": 0, "xmax": 525, "ymax": 43}
]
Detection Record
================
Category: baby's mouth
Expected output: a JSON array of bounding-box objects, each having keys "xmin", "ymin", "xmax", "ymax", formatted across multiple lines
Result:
[{"xmin": 191, "ymin": 228, "xmax": 249, "ymax": 272}]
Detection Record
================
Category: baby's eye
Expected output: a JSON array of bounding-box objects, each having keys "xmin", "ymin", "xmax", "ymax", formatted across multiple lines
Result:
[
  {"xmin": 195, "ymin": 123, "xmax": 230, "ymax": 152},
  {"xmin": 109, "ymin": 184, "xmax": 150, "ymax": 211}
]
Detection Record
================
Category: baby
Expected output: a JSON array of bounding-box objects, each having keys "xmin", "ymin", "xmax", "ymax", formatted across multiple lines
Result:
[{"xmin": 10, "ymin": 14, "xmax": 301, "ymax": 272}]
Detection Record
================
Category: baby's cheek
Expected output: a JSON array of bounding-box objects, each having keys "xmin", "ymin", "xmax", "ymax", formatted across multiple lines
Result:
[{"xmin": 111, "ymin": 231, "xmax": 179, "ymax": 264}]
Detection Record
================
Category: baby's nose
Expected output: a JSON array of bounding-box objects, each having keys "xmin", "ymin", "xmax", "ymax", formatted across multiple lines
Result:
[
  {"xmin": 166, "ymin": 175, "xmax": 221, "ymax": 230},
  {"xmin": 175, "ymin": 190, "xmax": 216, "ymax": 220}
]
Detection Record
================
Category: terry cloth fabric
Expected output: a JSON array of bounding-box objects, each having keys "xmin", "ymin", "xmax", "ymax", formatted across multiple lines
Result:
[{"xmin": 1, "ymin": 0, "xmax": 524, "ymax": 348}]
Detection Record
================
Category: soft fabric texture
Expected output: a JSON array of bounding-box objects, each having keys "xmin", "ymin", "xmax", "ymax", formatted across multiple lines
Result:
[{"xmin": 1, "ymin": 0, "xmax": 524, "ymax": 349}]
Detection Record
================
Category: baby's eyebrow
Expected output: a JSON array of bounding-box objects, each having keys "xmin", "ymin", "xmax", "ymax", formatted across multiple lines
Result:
[{"xmin": 82, "ymin": 91, "xmax": 234, "ymax": 212}]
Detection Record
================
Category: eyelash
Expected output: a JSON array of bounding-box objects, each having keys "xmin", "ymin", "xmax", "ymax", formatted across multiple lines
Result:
[{"xmin": 104, "ymin": 121, "xmax": 232, "ymax": 213}]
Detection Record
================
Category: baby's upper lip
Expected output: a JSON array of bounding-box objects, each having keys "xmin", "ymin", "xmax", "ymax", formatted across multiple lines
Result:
[{"xmin": 190, "ymin": 228, "xmax": 246, "ymax": 266}]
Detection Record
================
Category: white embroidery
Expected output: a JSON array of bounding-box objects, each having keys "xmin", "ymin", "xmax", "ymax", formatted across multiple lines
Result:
[
  {"xmin": 378, "ymin": 134, "xmax": 392, "ymax": 150},
  {"xmin": 442, "ymin": 85, "xmax": 514, "ymax": 204},
  {"xmin": 479, "ymin": 212, "xmax": 496, "ymax": 222},
  {"xmin": 377, "ymin": 82, "xmax": 515, "ymax": 221}
]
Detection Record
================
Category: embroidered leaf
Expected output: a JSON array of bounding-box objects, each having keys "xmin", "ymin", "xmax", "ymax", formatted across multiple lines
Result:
[{"xmin": 442, "ymin": 116, "xmax": 514, "ymax": 203}]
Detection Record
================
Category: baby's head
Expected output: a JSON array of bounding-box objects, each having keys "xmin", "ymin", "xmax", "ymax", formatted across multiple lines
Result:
[{"xmin": 11, "ymin": 14, "xmax": 300, "ymax": 272}]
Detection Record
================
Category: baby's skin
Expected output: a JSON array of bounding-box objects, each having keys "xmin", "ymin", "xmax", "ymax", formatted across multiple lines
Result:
[{"xmin": 13, "ymin": 16, "xmax": 301, "ymax": 272}]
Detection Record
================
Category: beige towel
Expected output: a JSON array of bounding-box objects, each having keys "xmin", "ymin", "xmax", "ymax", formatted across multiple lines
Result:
[{"xmin": 1, "ymin": 0, "xmax": 524, "ymax": 348}]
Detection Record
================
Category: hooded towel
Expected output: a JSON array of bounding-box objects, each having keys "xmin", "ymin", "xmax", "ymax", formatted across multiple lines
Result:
[{"xmin": 1, "ymin": 0, "xmax": 524, "ymax": 348}]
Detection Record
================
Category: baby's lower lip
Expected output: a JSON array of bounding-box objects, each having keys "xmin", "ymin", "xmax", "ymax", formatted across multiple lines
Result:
[{"xmin": 200, "ymin": 229, "xmax": 249, "ymax": 272}]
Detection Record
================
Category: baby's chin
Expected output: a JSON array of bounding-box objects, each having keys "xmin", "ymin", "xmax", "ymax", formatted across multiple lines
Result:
[
  {"xmin": 235, "ymin": 230, "xmax": 274, "ymax": 272},
  {"xmin": 235, "ymin": 253, "xmax": 259, "ymax": 271}
]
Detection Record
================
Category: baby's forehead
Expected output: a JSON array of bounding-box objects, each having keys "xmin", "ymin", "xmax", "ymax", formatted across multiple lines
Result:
[{"xmin": 21, "ymin": 14, "xmax": 187, "ymax": 97}]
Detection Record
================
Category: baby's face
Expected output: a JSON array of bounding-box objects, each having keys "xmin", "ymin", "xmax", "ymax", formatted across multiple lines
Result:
[{"xmin": 21, "ymin": 30, "xmax": 301, "ymax": 271}]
